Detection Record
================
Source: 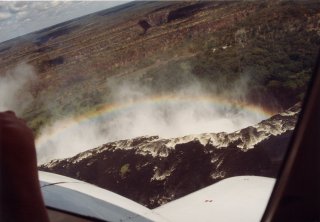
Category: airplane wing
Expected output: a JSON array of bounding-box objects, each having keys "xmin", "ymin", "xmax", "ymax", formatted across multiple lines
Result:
[
  {"xmin": 39, "ymin": 171, "xmax": 275, "ymax": 222},
  {"xmin": 39, "ymin": 171, "xmax": 168, "ymax": 222},
  {"xmin": 153, "ymin": 176, "xmax": 275, "ymax": 222}
]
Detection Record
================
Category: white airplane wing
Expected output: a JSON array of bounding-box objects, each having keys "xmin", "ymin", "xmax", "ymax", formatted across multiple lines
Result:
[
  {"xmin": 153, "ymin": 176, "xmax": 275, "ymax": 222},
  {"xmin": 39, "ymin": 171, "xmax": 275, "ymax": 222},
  {"xmin": 39, "ymin": 171, "xmax": 168, "ymax": 222}
]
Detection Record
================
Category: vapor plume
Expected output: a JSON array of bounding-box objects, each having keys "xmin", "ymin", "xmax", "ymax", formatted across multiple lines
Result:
[
  {"xmin": 0, "ymin": 63, "xmax": 37, "ymax": 114},
  {"xmin": 36, "ymin": 69, "xmax": 269, "ymax": 164}
]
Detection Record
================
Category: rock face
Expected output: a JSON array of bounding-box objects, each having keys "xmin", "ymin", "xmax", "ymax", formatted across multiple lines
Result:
[{"xmin": 40, "ymin": 104, "xmax": 300, "ymax": 208}]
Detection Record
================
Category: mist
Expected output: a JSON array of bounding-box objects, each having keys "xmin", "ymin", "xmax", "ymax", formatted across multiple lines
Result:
[
  {"xmin": 36, "ymin": 70, "xmax": 269, "ymax": 164},
  {"xmin": 0, "ymin": 63, "xmax": 37, "ymax": 114}
]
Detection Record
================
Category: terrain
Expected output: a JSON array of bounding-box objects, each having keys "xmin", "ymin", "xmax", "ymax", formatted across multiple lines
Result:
[{"xmin": 0, "ymin": 1, "xmax": 319, "ymax": 135}]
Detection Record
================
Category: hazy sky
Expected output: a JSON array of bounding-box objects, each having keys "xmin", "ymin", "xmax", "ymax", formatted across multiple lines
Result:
[{"xmin": 0, "ymin": 1, "xmax": 128, "ymax": 43}]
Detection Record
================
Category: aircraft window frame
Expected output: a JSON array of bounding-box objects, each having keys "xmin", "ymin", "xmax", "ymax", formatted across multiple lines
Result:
[{"xmin": 262, "ymin": 49, "xmax": 320, "ymax": 221}]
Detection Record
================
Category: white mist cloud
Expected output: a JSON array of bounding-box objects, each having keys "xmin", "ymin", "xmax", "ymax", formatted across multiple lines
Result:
[
  {"xmin": 36, "ymin": 119, "xmax": 111, "ymax": 164},
  {"xmin": 0, "ymin": 63, "xmax": 37, "ymax": 114},
  {"xmin": 36, "ymin": 73, "xmax": 268, "ymax": 164}
]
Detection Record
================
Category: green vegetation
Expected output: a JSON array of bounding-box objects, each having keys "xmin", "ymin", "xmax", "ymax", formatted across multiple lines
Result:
[{"xmin": 189, "ymin": 2, "xmax": 319, "ymax": 110}]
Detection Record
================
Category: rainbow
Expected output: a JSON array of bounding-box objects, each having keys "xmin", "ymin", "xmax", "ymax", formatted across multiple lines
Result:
[{"xmin": 35, "ymin": 94, "xmax": 275, "ymax": 148}]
